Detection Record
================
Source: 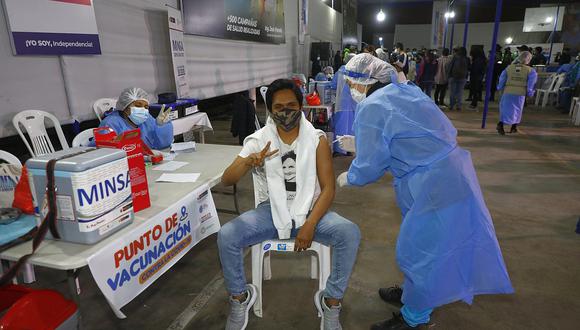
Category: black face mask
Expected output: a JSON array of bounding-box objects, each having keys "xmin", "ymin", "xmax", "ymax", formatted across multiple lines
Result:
[{"xmin": 271, "ymin": 108, "xmax": 302, "ymax": 132}]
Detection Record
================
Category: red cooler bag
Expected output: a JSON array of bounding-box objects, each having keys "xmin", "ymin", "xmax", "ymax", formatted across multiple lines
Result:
[{"xmin": 93, "ymin": 127, "xmax": 151, "ymax": 212}]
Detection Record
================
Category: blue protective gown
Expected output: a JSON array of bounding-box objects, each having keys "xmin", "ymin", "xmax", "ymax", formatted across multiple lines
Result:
[
  {"xmin": 347, "ymin": 82, "xmax": 514, "ymax": 311},
  {"xmin": 99, "ymin": 111, "xmax": 174, "ymax": 150},
  {"xmin": 497, "ymin": 69, "xmax": 538, "ymax": 125},
  {"xmin": 331, "ymin": 66, "xmax": 358, "ymax": 154}
]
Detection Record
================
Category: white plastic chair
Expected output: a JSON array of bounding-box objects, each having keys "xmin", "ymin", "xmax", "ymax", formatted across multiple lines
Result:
[
  {"xmin": 93, "ymin": 98, "xmax": 116, "ymax": 121},
  {"xmin": 251, "ymin": 239, "xmax": 330, "ymax": 318},
  {"xmin": 12, "ymin": 110, "xmax": 70, "ymax": 157},
  {"xmin": 72, "ymin": 129, "xmax": 95, "ymax": 147},
  {"xmin": 250, "ymin": 172, "xmax": 331, "ymax": 318},
  {"xmin": 0, "ymin": 150, "xmax": 36, "ymax": 284},
  {"xmin": 572, "ymin": 103, "xmax": 580, "ymax": 127},
  {"xmin": 535, "ymin": 74, "xmax": 565, "ymax": 107},
  {"xmin": 568, "ymin": 96, "xmax": 579, "ymax": 118},
  {"xmin": 259, "ymin": 86, "xmax": 269, "ymax": 111}
]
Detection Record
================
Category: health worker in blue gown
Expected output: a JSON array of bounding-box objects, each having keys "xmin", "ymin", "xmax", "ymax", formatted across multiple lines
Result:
[
  {"xmin": 331, "ymin": 54, "xmax": 358, "ymax": 154},
  {"xmin": 496, "ymin": 51, "xmax": 538, "ymax": 135},
  {"xmin": 99, "ymin": 87, "xmax": 174, "ymax": 150},
  {"xmin": 336, "ymin": 53, "xmax": 514, "ymax": 330}
]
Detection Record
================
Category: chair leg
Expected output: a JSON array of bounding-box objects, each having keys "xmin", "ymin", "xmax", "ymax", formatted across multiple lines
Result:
[
  {"xmin": 310, "ymin": 255, "xmax": 318, "ymax": 280},
  {"xmin": 232, "ymin": 184, "xmax": 241, "ymax": 215},
  {"xmin": 535, "ymin": 92, "xmax": 541, "ymax": 106},
  {"xmin": 320, "ymin": 247, "xmax": 331, "ymax": 291},
  {"xmin": 251, "ymin": 245, "xmax": 263, "ymax": 318},
  {"xmin": 22, "ymin": 264, "xmax": 36, "ymax": 284},
  {"xmin": 263, "ymin": 251, "xmax": 272, "ymax": 280}
]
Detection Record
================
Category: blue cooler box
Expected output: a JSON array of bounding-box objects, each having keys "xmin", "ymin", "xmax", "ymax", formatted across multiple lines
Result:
[{"xmin": 26, "ymin": 148, "xmax": 134, "ymax": 244}]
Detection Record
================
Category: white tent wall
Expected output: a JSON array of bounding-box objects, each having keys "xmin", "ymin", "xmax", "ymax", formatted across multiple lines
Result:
[
  {"xmin": 0, "ymin": 2, "xmax": 69, "ymax": 138},
  {"xmin": 394, "ymin": 21, "xmax": 546, "ymax": 51},
  {"xmin": 0, "ymin": 0, "xmax": 300, "ymax": 138},
  {"xmin": 183, "ymin": 0, "xmax": 299, "ymax": 100},
  {"xmin": 308, "ymin": 0, "xmax": 343, "ymax": 52}
]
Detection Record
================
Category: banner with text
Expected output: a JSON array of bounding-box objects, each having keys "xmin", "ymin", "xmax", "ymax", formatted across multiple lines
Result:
[
  {"xmin": 167, "ymin": 7, "xmax": 191, "ymax": 98},
  {"xmin": 181, "ymin": 0, "xmax": 285, "ymax": 44},
  {"xmin": 87, "ymin": 184, "xmax": 220, "ymax": 311},
  {"xmin": 3, "ymin": 0, "xmax": 101, "ymax": 55},
  {"xmin": 431, "ymin": 0, "xmax": 447, "ymax": 49}
]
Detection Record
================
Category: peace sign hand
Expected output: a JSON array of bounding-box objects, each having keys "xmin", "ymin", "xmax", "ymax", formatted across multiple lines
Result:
[{"xmin": 246, "ymin": 141, "xmax": 279, "ymax": 168}]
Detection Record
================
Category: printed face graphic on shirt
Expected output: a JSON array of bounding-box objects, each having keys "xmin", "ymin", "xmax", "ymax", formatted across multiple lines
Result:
[{"xmin": 281, "ymin": 151, "xmax": 297, "ymax": 192}]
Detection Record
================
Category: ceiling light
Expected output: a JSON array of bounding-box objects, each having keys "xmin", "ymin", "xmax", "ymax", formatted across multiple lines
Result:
[
  {"xmin": 376, "ymin": 9, "xmax": 386, "ymax": 22},
  {"xmin": 545, "ymin": 16, "xmax": 553, "ymax": 23},
  {"xmin": 505, "ymin": 37, "xmax": 513, "ymax": 44}
]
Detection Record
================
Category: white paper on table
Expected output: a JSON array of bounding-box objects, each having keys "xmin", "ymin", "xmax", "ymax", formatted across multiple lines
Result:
[
  {"xmin": 152, "ymin": 161, "xmax": 188, "ymax": 172},
  {"xmin": 156, "ymin": 173, "xmax": 201, "ymax": 183},
  {"xmin": 171, "ymin": 142, "xmax": 196, "ymax": 153}
]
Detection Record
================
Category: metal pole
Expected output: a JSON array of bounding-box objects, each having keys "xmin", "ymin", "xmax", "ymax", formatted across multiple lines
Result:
[
  {"xmin": 481, "ymin": 0, "xmax": 503, "ymax": 129},
  {"xmin": 450, "ymin": 20, "xmax": 455, "ymax": 51},
  {"xmin": 547, "ymin": 5, "xmax": 560, "ymax": 65},
  {"xmin": 443, "ymin": 18, "xmax": 448, "ymax": 48},
  {"xmin": 463, "ymin": 0, "xmax": 470, "ymax": 49}
]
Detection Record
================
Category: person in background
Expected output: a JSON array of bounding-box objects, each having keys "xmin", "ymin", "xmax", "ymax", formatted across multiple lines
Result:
[
  {"xmin": 312, "ymin": 56, "xmax": 322, "ymax": 79},
  {"xmin": 363, "ymin": 44, "xmax": 378, "ymax": 57},
  {"xmin": 336, "ymin": 53, "xmax": 513, "ymax": 330},
  {"xmin": 376, "ymin": 48, "xmax": 388, "ymax": 62},
  {"xmin": 434, "ymin": 48, "xmax": 451, "ymax": 107},
  {"xmin": 496, "ymin": 51, "xmax": 538, "ymax": 135},
  {"xmin": 447, "ymin": 47, "xmax": 469, "ymax": 111},
  {"xmin": 218, "ymin": 79, "xmax": 360, "ymax": 330},
  {"xmin": 557, "ymin": 55, "xmax": 580, "ymax": 113},
  {"xmin": 315, "ymin": 66, "xmax": 334, "ymax": 82},
  {"xmin": 99, "ymin": 87, "xmax": 173, "ymax": 150},
  {"xmin": 489, "ymin": 45, "xmax": 504, "ymax": 102},
  {"xmin": 393, "ymin": 42, "xmax": 409, "ymax": 75},
  {"xmin": 333, "ymin": 50, "xmax": 343, "ymax": 73},
  {"xmin": 558, "ymin": 48, "xmax": 572, "ymax": 66},
  {"xmin": 417, "ymin": 51, "xmax": 437, "ymax": 98},
  {"xmin": 502, "ymin": 47, "xmax": 514, "ymax": 66},
  {"xmin": 469, "ymin": 48, "xmax": 487, "ymax": 109},
  {"xmin": 530, "ymin": 46, "xmax": 547, "ymax": 66}
]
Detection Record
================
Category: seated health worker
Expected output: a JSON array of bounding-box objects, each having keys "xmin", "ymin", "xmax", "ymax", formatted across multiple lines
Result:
[
  {"xmin": 218, "ymin": 79, "xmax": 361, "ymax": 330},
  {"xmin": 99, "ymin": 87, "xmax": 173, "ymax": 150}
]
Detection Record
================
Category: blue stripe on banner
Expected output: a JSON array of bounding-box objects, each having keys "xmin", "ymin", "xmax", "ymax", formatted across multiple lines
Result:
[{"xmin": 11, "ymin": 31, "xmax": 101, "ymax": 55}]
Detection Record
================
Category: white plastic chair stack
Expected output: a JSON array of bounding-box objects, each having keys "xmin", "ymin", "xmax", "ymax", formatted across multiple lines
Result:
[
  {"xmin": 535, "ymin": 74, "xmax": 565, "ymax": 107},
  {"xmin": 12, "ymin": 110, "xmax": 70, "ymax": 157},
  {"xmin": 568, "ymin": 97, "xmax": 579, "ymax": 118},
  {"xmin": 250, "ymin": 172, "xmax": 331, "ymax": 318},
  {"xmin": 572, "ymin": 102, "xmax": 580, "ymax": 127},
  {"xmin": 0, "ymin": 150, "xmax": 36, "ymax": 284},
  {"xmin": 72, "ymin": 129, "xmax": 95, "ymax": 147},
  {"xmin": 93, "ymin": 98, "xmax": 116, "ymax": 122}
]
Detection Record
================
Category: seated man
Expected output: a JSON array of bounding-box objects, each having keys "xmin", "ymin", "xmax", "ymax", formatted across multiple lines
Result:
[
  {"xmin": 99, "ymin": 87, "xmax": 173, "ymax": 150},
  {"xmin": 218, "ymin": 79, "xmax": 360, "ymax": 330}
]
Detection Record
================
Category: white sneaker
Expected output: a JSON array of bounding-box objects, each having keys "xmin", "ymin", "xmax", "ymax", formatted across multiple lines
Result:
[
  {"xmin": 225, "ymin": 284, "xmax": 258, "ymax": 330},
  {"xmin": 315, "ymin": 290, "xmax": 342, "ymax": 330}
]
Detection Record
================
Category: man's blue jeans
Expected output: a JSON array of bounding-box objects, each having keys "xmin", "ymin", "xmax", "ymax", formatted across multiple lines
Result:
[
  {"xmin": 449, "ymin": 78, "xmax": 467, "ymax": 110},
  {"xmin": 217, "ymin": 201, "xmax": 360, "ymax": 299}
]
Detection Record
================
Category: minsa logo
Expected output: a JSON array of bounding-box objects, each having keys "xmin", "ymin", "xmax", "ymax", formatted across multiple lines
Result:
[
  {"xmin": 263, "ymin": 243, "xmax": 271, "ymax": 251},
  {"xmin": 122, "ymin": 144, "xmax": 137, "ymax": 153}
]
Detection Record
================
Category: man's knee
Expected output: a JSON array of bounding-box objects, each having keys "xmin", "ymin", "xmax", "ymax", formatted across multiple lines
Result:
[{"xmin": 332, "ymin": 216, "xmax": 361, "ymax": 246}]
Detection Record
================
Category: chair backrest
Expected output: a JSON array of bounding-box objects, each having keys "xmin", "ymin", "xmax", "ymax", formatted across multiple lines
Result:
[
  {"xmin": 540, "ymin": 74, "xmax": 556, "ymax": 90},
  {"xmin": 259, "ymin": 86, "xmax": 269, "ymax": 111},
  {"xmin": 551, "ymin": 74, "xmax": 566, "ymax": 91},
  {"xmin": 93, "ymin": 98, "xmax": 116, "ymax": 122},
  {"xmin": 72, "ymin": 128, "xmax": 95, "ymax": 147},
  {"xmin": 12, "ymin": 110, "xmax": 70, "ymax": 157},
  {"xmin": 0, "ymin": 150, "xmax": 21, "ymax": 166}
]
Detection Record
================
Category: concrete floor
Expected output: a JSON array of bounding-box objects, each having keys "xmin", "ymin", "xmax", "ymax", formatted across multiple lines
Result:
[{"xmin": 24, "ymin": 101, "xmax": 580, "ymax": 330}]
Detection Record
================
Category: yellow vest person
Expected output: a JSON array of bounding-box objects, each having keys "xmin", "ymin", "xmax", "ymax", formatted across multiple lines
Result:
[{"xmin": 496, "ymin": 51, "xmax": 538, "ymax": 135}]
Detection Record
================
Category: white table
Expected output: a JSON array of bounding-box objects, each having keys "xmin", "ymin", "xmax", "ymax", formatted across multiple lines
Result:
[
  {"xmin": 172, "ymin": 112, "xmax": 213, "ymax": 143},
  {"xmin": 0, "ymin": 144, "xmax": 241, "ymax": 315}
]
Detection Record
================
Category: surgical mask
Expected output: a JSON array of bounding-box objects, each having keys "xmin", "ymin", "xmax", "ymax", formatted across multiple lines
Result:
[
  {"xmin": 271, "ymin": 108, "xmax": 302, "ymax": 131},
  {"xmin": 128, "ymin": 107, "xmax": 149, "ymax": 125},
  {"xmin": 350, "ymin": 88, "xmax": 367, "ymax": 103}
]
